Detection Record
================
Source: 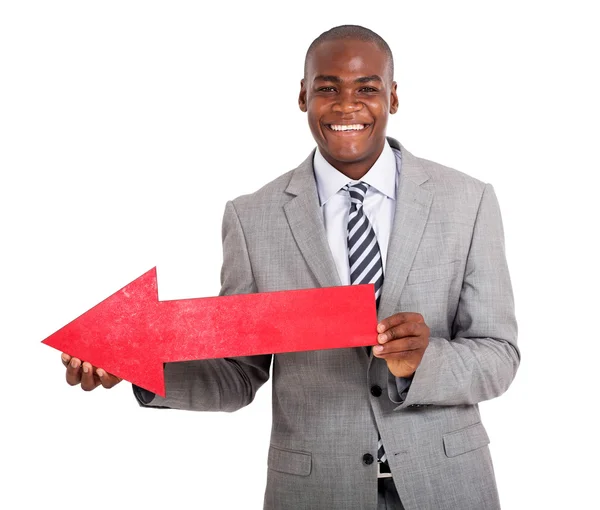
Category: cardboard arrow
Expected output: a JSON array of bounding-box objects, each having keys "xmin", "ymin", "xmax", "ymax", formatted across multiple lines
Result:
[{"xmin": 42, "ymin": 268, "xmax": 378, "ymax": 396}]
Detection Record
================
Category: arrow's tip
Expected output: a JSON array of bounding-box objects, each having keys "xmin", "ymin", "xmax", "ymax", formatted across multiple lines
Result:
[{"xmin": 41, "ymin": 334, "xmax": 58, "ymax": 348}]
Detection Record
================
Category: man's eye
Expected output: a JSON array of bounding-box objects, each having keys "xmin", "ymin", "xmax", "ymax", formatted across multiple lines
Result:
[
  {"xmin": 318, "ymin": 87, "xmax": 336, "ymax": 92},
  {"xmin": 360, "ymin": 87, "xmax": 378, "ymax": 93}
]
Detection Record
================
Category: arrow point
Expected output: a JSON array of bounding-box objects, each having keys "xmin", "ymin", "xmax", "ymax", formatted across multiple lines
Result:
[{"xmin": 42, "ymin": 267, "xmax": 163, "ymax": 393}]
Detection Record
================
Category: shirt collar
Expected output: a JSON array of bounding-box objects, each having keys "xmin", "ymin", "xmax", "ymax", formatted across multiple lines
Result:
[{"xmin": 313, "ymin": 139, "xmax": 398, "ymax": 206}]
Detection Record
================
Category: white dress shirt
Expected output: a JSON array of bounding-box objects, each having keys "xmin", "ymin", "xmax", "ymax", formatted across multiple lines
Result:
[{"xmin": 313, "ymin": 139, "xmax": 399, "ymax": 285}]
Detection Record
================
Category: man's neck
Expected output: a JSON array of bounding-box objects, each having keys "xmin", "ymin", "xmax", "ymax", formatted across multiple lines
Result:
[{"xmin": 319, "ymin": 143, "xmax": 386, "ymax": 181}]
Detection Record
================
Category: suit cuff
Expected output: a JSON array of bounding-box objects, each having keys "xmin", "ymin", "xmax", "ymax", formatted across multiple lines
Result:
[
  {"xmin": 388, "ymin": 372, "xmax": 414, "ymax": 404},
  {"xmin": 132, "ymin": 384, "xmax": 157, "ymax": 406}
]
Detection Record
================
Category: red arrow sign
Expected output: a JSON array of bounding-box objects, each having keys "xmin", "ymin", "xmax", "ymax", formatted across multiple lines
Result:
[{"xmin": 42, "ymin": 268, "xmax": 378, "ymax": 396}]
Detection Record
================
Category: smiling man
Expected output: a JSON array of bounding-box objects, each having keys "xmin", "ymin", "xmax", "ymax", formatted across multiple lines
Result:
[
  {"xmin": 61, "ymin": 25, "xmax": 519, "ymax": 510},
  {"xmin": 300, "ymin": 36, "xmax": 398, "ymax": 181}
]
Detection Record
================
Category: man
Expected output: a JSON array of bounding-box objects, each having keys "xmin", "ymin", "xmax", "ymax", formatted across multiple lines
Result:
[{"xmin": 61, "ymin": 25, "xmax": 519, "ymax": 510}]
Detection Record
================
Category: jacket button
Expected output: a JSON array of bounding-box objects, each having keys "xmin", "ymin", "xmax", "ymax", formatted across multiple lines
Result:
[
  {"xmin": 370, "ymin": 385, "xmax": 383, "ymax": 397},
  {"xmin": 362, "ymin": 453, "xmax": 374, "ymax": 465}
]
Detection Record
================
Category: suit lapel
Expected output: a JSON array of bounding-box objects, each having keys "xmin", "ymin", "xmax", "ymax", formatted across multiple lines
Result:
[
  {"xmin": 284, "ymin": 151, "xmax": 342, "ymax": 289},
  {"xmin": 378, "ymin": 139, "xmax": 433, "ymax": 321}
]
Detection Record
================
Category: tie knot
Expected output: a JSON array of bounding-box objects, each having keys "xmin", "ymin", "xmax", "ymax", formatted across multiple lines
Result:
[{"xmin": 344, "ymin": 181, "xmax": 369, "ymax": 206}]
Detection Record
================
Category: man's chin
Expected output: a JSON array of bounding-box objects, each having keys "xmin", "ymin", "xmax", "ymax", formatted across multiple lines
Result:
[{"xmin": 322, "ymin": 144, "xmax": 367, "ymax": 164}]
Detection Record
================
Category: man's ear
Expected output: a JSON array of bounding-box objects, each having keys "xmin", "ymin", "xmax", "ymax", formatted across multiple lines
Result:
[
  {"xmin": 390, "ymin": 81, "xmax": 399, "ymax": 114},
  {"xmin": 298, "ymin": 79, "xmax": 307, "ymax": 112}
]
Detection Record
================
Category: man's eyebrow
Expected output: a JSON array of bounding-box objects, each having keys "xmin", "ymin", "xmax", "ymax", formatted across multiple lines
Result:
[
  {"xmin": 313, "ymin": 75, "xmax": 383, "ymax": 84},
  {"xmin": 313, "ymin": 75, "xmax": 342, "ymax": 83},
  {"xmin": 355, "ymin": 75, "xmax": 382, "ymax": 83}
]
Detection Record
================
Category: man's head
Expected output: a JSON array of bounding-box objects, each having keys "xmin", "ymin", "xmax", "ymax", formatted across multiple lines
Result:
[{"xmin": 299, "ymin": 25, "xmax": 398, "ymax": 179}]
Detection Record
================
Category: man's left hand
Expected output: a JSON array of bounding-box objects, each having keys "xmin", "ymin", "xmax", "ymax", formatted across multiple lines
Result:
[{"xmin": 374, "ymin": 312, "xmax": 430, "ymax": 378}]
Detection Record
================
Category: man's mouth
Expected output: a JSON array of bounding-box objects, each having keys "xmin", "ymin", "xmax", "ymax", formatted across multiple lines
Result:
[{"xmin": 325, "ymin": 123, "xmax": 370, "ymax": 132}]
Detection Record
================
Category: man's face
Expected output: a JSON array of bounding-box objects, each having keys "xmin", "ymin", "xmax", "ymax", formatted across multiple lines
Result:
[{"xmin": 299, "ymin": 39, "xmax": 398, "ymax": 174}]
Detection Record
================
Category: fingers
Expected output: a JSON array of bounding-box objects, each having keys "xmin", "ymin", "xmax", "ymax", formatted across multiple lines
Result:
[
  {"xmin": 80, "ymin": 362, "xmax": 101, "ymax": 391},
  {"xmin": 65, "ymin": 355, "xmax": 83, "ymax": 386},
  {"xmin": 373, "ymin": 336, "xmax": 423, "ymax": 357},
  {"xmin": 373, "ymin": 320, "xmax": 429, "ymax": 360},
  {"xmin": 377, "ymin": 321, "xmax": 428, "ymax": 344},
  {"xmin": 62, "ymin": 353, "xmax": 120, "ymax": 390},
  {"xmin": 375, "ymin": 314, "xmax": 430, "ymax": 378},
  {"xmin": 377, "ymin": 312, "xmax": 424, "ymax": 334},
  {"xmin": 96, "ymin": 368, "xmax": 122, "ymax": 389}
]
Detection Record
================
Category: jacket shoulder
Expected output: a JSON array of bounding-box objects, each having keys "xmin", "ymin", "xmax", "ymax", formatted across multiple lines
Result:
[
  {"xmin": 417, "ymin": 156, "xmax": 487, "ymax": 194},
  {"xmin": 229, "ymin": 168, "xmax": 296, "ymax": 212},
  {"xmin": 405, "ymin": 152, "xmax": 492, "ymax": 224}
]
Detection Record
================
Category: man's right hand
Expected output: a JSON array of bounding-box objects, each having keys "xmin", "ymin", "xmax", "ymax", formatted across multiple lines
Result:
[{"xmin": 61, "ymin": 353, "xmax": 122, "ymax": 391}]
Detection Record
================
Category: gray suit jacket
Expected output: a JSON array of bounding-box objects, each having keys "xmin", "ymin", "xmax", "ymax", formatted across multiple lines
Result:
[{"xmin": 137, "ymin": 137, "xmax": 519, "ymax": 510}]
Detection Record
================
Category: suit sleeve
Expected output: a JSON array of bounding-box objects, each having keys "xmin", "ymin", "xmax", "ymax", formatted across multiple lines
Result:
[
  {"xmin": 390, "ymin": 183, "xmax": 520, "ymax": 408},
  {"xmin": 133, "ymin": 200, "xmax": 272, "ymax": 411}
]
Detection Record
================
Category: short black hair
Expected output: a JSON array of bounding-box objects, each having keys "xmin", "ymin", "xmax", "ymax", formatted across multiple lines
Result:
[{"xmin": 304, "ymin": 25, "xmax": 394, "ymax": 80}]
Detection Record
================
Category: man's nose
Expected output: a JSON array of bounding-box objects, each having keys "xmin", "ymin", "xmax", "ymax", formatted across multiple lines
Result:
[{"xmin": 332, "ymin": 91, "xmax": 363, "ymax": 113}]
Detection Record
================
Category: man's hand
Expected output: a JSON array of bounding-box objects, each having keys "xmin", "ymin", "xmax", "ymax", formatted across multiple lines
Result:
[
  {"xmin": 373, "ymin": 312, "xmax": 430, "ymax": 378},
  {"xmin": 61, "ymin": 353, "xmax": 122, "ymax": 391}
]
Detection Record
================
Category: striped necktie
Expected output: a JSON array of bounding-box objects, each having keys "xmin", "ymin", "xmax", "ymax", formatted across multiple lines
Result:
[
  {"xmin": 346, "ymin": 182, "xmax": 384, "ymax": 306},
  {"xmin": 345, "ymin": 181, "xmax": 387, "ymax": 464}
]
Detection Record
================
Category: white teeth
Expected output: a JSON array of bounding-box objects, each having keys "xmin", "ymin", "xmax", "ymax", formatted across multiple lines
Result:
[{"xmin": 329, "ymin": 124, "xmax": 367, "ymax": 131}]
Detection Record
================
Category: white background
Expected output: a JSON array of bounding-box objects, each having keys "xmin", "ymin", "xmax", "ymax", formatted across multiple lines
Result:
[{"xmin": 1, "ymin": 1, "xmax": 599, "ymax": 509}]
